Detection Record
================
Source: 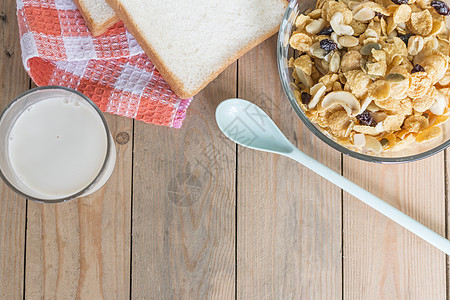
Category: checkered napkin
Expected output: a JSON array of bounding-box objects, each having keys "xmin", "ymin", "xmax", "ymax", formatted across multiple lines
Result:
[{"xmin": 16, "ymin": 0, "xmax": 192, "ymax": 128}]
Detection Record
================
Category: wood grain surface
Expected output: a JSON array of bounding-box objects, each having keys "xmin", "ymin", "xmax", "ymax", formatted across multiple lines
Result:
[
  {"xmin": 1, "ymin": 0, "xmax": 450, "ymax": 297},
  {"xmin": 237, "ymin": 36, "xmax": 343, "ymax": 299},
  {"xmin": 131, "ymin": 64, "xmax": 237, "ymax": 298},
  {"xmin": 0, "ymin": 1, "xmax": 29, "ymax": 298},
  {"xmin": 25, "ymin": 115, "xmax": 133, "ymax": 299},
  {"xmin": 343, "ymin": 154, "xmax": 446, "ymax": 299}
]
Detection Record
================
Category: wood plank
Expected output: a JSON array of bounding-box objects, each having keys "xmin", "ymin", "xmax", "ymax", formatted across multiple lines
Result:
[
  {"xmin": 343, "ymin": 154, "xmax": 446, "ymax": 299},
  {"xmin": 237, "ymin": 36, "xmax": 342, "ymax": 298},
  {"xmin": 131, "ymin": 65, "xmax": 237, "ymax": 298},
  {"xmin": 446, "ymin": 149, "xmax": 450, "ymax": 299},
  {"xmin": 0, "ymin": 0, "xmax": 29, "ymax": 298},
  {"xmin": 25, "ymin": 114, "xmax": 132, "ymax": 299}
]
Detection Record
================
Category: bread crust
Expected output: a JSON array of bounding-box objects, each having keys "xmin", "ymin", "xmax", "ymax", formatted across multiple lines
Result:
[
  {"xmin": 105, "ymin": 0, "xmax": 288, "ymax": 98},
  {"xmin": 73, "ymin": 0, "xmax": 120, "ymax": 36}
]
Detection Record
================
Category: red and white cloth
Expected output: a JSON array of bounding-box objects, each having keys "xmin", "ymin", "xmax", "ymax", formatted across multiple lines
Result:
[{"xmin": 16, "ymin": 0, "xmax": 192, "ymax": 128}]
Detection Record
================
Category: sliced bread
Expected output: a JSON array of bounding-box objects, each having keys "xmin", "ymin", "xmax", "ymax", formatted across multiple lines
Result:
[
  {"xmin": 105, "ymin": 0, "xmax": 288, "ymax": 98},
  {"xmin": 73, "ymin": 0, "xmax": 119, "ymax": 36}
]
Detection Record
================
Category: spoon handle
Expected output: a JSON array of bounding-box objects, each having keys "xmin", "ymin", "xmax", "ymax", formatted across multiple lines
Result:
[{"xmin": 287, "ymin": 148, "xmax": 450, "ymax": 255}]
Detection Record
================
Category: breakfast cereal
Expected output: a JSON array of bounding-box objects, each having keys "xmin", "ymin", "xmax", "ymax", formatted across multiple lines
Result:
[{"xmin": 289, "ymin": 0, "xmax": 450, "ymax": 153}]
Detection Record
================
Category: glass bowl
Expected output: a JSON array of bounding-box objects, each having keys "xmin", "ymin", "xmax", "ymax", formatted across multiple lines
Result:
[{"xmin": 277, "ymin": 0, "xmax": 450, "ymax": 163}]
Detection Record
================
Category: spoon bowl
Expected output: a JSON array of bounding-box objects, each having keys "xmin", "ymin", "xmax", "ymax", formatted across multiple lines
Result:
[{"xmin": 216, "ymin": 99, "xmax": 293, "ymax": 154}]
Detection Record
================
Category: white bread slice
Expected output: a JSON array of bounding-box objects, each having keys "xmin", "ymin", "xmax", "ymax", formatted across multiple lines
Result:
[
  {"xmin": 105, "ymin": 0, "xmax": 288, "ymax": 98},
  {"xmin": 73, "ymin": 0, "xmax": 119, "ymax": 36}
]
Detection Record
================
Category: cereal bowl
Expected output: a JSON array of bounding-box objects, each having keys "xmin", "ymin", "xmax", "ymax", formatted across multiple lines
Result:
[{"xmin": 277, "ymin": 0, "xmax": 450, "ymax": 163}]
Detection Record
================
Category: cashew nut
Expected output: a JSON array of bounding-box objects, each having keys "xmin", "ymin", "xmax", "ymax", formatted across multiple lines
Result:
[
  {"xmin": 321, "ymin": 91, "xmax": 361, "ymax": 116},
  {"xmin": 430, "ymin": 91, "xmax": 447, "ymax": 115},
  {"xmin": 306, "ymin": 19, "xmax": 327, "ymax": 35},
  {"xmin": 330, "ymin": 12, "xmax": 354, "ymax": 36}
]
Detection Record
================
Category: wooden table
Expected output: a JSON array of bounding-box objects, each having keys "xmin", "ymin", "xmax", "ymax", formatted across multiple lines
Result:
[{"xmin": 1, "ymin": 1, "xmax": 448, "ymax": 298}]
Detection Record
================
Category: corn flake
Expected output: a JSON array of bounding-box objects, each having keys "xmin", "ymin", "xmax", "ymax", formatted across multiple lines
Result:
[
  {"xmin": 410, "ymin": 9, "xmax": 433, "ymax": 36},
  {"xmin": 372, "ymin": 49, "xmax": 387, "ymax": 62},
  {"xmin": 388, "ymin": 66, "xmax": 410, "ymax": 99},
  {"xmin": 308, "ymin": 9, "xmax": 323, "ymax": 19},
  {"xmin": 438, "ymin": 67, "xmax": 450, "ymax": 85},
  {"xmin": 333, "ymin": 81, "xmax": 343, "ymax": 91},
  {"xmin": 389, "ymin": 133, "xmax": 416, "ymax": 151},
  {"xmin": 296, "ymin": 14, "xmax": 311, "ymax": 29},
  {"xmin": 383, "ymin": 114, "xmax": 406, "ymax": 131},
  {"xmin": 350, "ymin": 20, "xmax": 368, "ymax": 36},
  {"xmin": 432, "ymin": 114, "xmax": 450, "ymax": 126},
  {"xmin": 415, "ymin": 125, "xmax": 442, "ymax": 142},
  {"xmin": 407, "ymin": 72, "xmax": 431, "ymax": 98},
  {"xmin": 430, "ymin": 19, "xmax": 445, "ymax": 35},
  {"xmin": 344, "ymin": 70, "xmax": 371, "ymax": 98},
  {"xmin": 319, "ymin": 73, "xmax": 340, "ymax": 91},
  {"xmin": 353, "ymin": 125, "xmax": 382, "ymax": 135},
  {"xmin": 327, "ymin": 109, "xmax": 352, "ymax": 137},
  {"xmin": 294, "ymin": 55, "xmax": 313, "ymax": 76},
  {"xmin": 369, "ymin": 80, "xmax": 391, "ymax": 101},
  {"xmin": 416, "ymin": 0, "xmax": 431, "ymax": 9},
  {"xmin": 420, "ymin": 53, "xmax": 448, "ymax": 84},
  {"xmin": 341, "ymin": 51, "xmax": 362, "ymax": 73},
  {"xmin": 393, "ymin": 37, "xmax": 409, "ymax": 57},
  {"xmin": 376, "ymin": 97, "xmax": 413, "ymax": 115},
  {"xmin": 367, "ymin": 61, "xmax": 387, "ymax": 77},
  {"xmin": 412, "ymin": 86, "xmax": 437, "ymax": 112},
  {"xmin": 326, "ymin": 1, "xmax": 353, "ymax": 24},
  {"xmin": 403, "ymin": 115, "xmax": 429, "ymax": 132},
  {"xmin": 289, "ymin": 33, "xmax": 313, "ymax": 52},
  {"xmin": 393, "ymin": 4, "xmax": 411, "ymax": 24}
]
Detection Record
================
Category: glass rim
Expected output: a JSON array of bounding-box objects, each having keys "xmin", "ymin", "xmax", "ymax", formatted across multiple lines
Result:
[
  {"xmin": 0, "ymin": 86, "xmax": 113, "ymax": 203},
  {"xmin": 276, "ymin": 0, "xmax": 450, "ymax": 164}
]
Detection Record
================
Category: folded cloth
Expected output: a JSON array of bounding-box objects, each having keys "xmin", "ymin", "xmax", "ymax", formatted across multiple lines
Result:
[{"xmin": 16, "ymin": 0, "xmax": 192, "ymax": 128}]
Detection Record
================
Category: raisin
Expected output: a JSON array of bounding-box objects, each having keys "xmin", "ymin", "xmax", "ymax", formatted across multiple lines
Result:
[
  {"xmin": 356, "ymin": 111, "xmax": 377, "ymax": 127},
  {"xmin": 391, "ymin": 0, "xmax": 408, "ymax": 4},
  {"xmin": 431, "ymin": 0, "xmax": 450, "ymax": 15},
  {"xmin": 398, "ymin": 33, "xmax": 412, "ymax": 45},
  {"xmin": 320, "ymin": 39, "xmax": 337, "ymax": 51},
  {"xmin": 411, "ymin": 64, "xmax": 425, "ymax": 73},
  {"xmin": 318, "ymin": 26, "xmax": 334, "ymax": 36},
  {"xmin": 301, "ymin": 92, "xmax": 311, "ymax": 105},
  {"xmin": 374, "ymin": 12, "xmax": 386, "ymax": 18}
]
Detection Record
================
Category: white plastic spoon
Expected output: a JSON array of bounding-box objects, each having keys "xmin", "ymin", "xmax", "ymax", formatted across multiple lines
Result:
[{"xmin": 216, "ymin": 98, "xmax": 450, "ymax": 255}]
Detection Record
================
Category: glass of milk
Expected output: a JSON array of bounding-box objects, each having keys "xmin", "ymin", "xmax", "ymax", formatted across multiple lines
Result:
[{"xmin": 0, "ymin": 86, "xmax": 116, "ymax": 203}]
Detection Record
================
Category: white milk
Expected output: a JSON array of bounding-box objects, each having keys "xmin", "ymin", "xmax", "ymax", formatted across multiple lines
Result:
[{"xmin": 8, "ymin": 97, "xmax": 108, "ymax": 198}]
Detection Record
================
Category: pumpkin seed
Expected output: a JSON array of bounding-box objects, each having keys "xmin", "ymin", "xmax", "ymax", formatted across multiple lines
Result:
[
  {"xmin": 360, "ymin": 58, "xmax": 368, "ymax": 73},
  {"xmin": 385, "ymin": 73, "xmax": 406, "ymax": 82},
  {"xmin": 360, "ymin": 43, "xmax": 381, "ymax": 55},
  {"xmin": 380, "ymin": 138, "xmax": 389, "ymax": 147}
]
